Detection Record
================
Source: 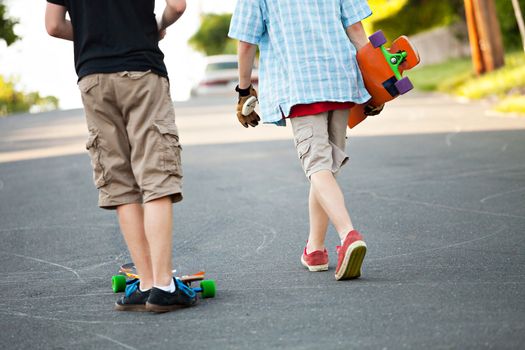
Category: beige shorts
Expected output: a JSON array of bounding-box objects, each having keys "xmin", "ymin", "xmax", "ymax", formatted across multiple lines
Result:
[
  {"xmin": 290, "ymin": 109, "xmax": 350, "ymax": 179},
  {"xmin": 78, "ymin": 71, "xmax": 182, "ymax": 209}
]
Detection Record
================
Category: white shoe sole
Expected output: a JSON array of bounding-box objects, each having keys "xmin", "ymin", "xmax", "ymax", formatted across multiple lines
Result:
[
  {"xmin": 335, "ymin": 240, "xmax": 367, "ymax": 280},
  {"xmin": 301, "ymin": 255, "xmax": 328, "ymax": 272}
]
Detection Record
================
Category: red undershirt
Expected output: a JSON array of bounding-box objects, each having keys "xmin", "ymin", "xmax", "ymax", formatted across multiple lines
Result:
[{"xmin": 287, "ymin": 102, "xmax": 354, "ymax": 118}]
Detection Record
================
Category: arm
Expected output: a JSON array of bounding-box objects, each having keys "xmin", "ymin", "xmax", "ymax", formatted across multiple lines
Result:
[
  {"xmin": 237, "ymin": 41, "xmax": 257, "ymax": 89},
  {"xmin": 158, "ymin": 0, "xmax": 186, "ymax": 32},
  {"xmin": 45, "ymin": 3, "xmax": 73, "ymax": 41},
  {"xmin": 345, "ymin": 21, "xmax": 368, "ymax": 50},
  {"xmin": 234, "ymin": 41, "xmax": 259, "ymax": 127}
]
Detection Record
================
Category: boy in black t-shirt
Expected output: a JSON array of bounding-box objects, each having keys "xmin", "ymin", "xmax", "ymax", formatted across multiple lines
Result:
[{"xmin": 46, "ymin": 0, "xmax": 194, "ymax": 313}]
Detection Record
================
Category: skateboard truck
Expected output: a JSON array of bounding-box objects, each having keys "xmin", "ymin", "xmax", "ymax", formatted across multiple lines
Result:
[{"xmin": 382, "ymin": 47, "xmax": 408, "ymax": 80}]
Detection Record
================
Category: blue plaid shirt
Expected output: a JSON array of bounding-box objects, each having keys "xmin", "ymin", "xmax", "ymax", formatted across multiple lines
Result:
[{"xmin": 228, "ymin": 0, "xmax": 372, "ymax": 124}]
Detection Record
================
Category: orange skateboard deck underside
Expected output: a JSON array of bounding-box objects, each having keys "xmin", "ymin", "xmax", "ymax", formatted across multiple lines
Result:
[{"xmin": 348, "ymin": 35, "xmax": 419, "ymax": 129}]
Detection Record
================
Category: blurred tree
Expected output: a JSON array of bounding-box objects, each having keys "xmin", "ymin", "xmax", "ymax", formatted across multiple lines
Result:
[
  {"xmin": 465, "ymin": 0, "xmax": 505, "ymax": 73},
  {"xmin": 368, "ymin": 0, "xmax": 525, "ymax": 51},
  {"xmin": 511, "ymin": 0, "xmax": 525, "ymax": 52},
  {"xmin": 498, "ymin": 0, "xmax": 525, "ymax": 50},
  {"xmin": 368, "ymin": 0, "xmax": 464, "ymax": 40},
  {"xmin": 189, "ymin": 13, "xmax": 236, "ymax": 56},
  {"xmin": 0, "ymin": 0, "xmax": 20, "ymax": 46},
  {"xmin": 0, "ymin": 76, "xmax": 59, "ymax": 116},
  {"xmin": 0, "ymin": 2, "xmax": 58, "ymax": 116}
]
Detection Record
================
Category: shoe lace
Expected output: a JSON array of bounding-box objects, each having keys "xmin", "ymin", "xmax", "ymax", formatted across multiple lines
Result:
[
  {"xmin": 175, "ymin": 278, "xmax": 196, "ymax": 298},
  {"xmin": 125, "ymin": 279, "xmax": 140, "ymax": 297}
]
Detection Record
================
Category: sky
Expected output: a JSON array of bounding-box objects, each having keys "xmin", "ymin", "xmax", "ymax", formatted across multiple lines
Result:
[{"xmin": 0, "ymin": 0, "xmax": 237, "ymax": 109}]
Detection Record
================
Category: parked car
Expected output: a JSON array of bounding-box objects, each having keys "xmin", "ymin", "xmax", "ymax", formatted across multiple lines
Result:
[{"xmin": 191, "ymin": 55, "xmax": 258, "ymax": 96}]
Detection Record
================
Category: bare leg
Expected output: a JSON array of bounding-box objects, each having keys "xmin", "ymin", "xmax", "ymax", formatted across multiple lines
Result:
[
  {"xmin": 117, "ymin": 203, "xmax": 153, "ymax": 290},
  {"xmin": 310, "ymin": 170, "xmax": 354, "ymax": 241},
  {"xmin": 143, "ymin": 196, "xmax": 174, "ymax": 287},
  {"xmin": 307, "ymin": 183, "xmax": 329, "ymax": 253}
]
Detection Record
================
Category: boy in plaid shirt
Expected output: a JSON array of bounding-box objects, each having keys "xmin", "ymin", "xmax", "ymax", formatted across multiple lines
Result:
[{"xmin": 229, "ymin": 0, "xmax": 380, "ymax": 280}]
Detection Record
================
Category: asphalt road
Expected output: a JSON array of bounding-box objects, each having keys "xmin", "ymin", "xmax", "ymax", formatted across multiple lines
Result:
[{"xmin": 0, "ymin": 93, "xmax": 524, "ymax": 349}]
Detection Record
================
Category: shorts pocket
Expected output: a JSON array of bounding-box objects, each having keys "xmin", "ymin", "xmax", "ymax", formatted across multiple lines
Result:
[
  {"xmin": 126, "ymin": 70, "xmax": 152, "ymax": 80},
  {"xmin": 160, "ymin": 77, "xmax": 172, "ymax": 99},
  {"xmin": 294, "ymin": 126, "xmax": 313, "ymax": 159},
  {"xmin": 78, "ymin": 75, "xmax": 99, "ymax": 94},
  {"xmin": 153, "ymin": 122, "xmax": 182, "ymax": 176},
  {"xmin": 85, "ymin": 131, "xmax": 107, "ymax": 188}
]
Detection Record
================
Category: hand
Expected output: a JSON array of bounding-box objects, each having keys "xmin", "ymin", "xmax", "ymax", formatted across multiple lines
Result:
[
  {"xmin": 364, "ymin": 103, "xmax": 384, "ymax": 116},
  {"xmin": 236, "ymin": 85, "xmax": 260, "ymax": 128},
  {"xmin": 157, "ymin": 19, "xmax": 166, "ymax": 40},
  {"xmin": 159, "ymin": 29, "xmax": 166, "ymax": 40}
]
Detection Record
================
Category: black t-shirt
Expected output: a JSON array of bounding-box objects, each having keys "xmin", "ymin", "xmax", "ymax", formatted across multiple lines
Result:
[{"xmin": 47, "ymin": 0, "xmax": 168, "ymax": 79}]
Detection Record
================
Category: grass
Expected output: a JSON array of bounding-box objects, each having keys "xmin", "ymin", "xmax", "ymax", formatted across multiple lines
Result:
[
  {"xmin": 407, "ymin": 52, "xmax": 525, "ymax": 115},
  {"xmin": 407, "ymin": 58, "xmax": 472, "ymax": 91},
  {"xmin": 495, "ymin": 95, "xmax": 525, "ymax": 114},
  {"xmin": 449, "ymin": 52, "xmax": 525, "ymax": 99}
]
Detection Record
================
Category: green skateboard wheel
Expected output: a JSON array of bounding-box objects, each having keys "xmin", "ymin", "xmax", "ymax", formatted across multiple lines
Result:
[
  {"xmin": 200, "ymin": 279, "xmax": 216, "ymax": 298},
  {"xmin": 112, "ymin": 275, "xmax": 126, "ymax": 293}
]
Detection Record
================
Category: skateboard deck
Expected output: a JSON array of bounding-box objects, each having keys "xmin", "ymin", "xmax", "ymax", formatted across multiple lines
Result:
[
  {"xmin": 348, "ymin": 31, "xmax": 420, "ymax": 129},
  {"xmin": 111, "ymin": 262, "xmax": 216, "ymax": 298}
]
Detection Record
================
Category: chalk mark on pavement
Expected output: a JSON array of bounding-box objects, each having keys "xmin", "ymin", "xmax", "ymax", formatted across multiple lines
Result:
[
  {"xmin": 1, "ymin": 250, "xmax": 84, "ymax": 283},
  {"xmin": 368, "ymin": 226, "xmax": 506, "ymax": 262},
  {"xmin": 445, "ymin": 126, "xmax": 462, "ymax": 147},
  {"xmin": 0, "ymin": 310, "xmax": 143, "ymax": 325},
  {"xmin": 480, "ymin": 186, "xmax": 525, "ymax": 203},
  {"xmin": 95, "ymin": 334, "xmax": 138, "ymax": 350},
  {"xmin": 364, "ymin": 191, "xmax": 525, "ymax": 220}
]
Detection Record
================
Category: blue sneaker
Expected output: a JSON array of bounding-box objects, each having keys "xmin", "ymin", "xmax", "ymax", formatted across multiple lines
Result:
[
  {"xmin": 146, "ymin": 277, "xmax": 197, "ymax": 313},
  {"xmin": 115, "ymin": 279, "xmax": 150, "ymax": 311}
]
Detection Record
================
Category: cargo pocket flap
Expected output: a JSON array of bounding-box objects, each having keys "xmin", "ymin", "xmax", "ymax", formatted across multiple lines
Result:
[
  {"xmin": 294, "ymin": 126, "xmax": 313, "ymax": 159},
  {"xmin": 78, "ymin": 76, "xmax": 99, "ymax": 94},
  {"xmin": 298, "ymin": 142, "xmax": 311, "ymax": 159},
  {"xmin": 86, "ymin": 132, "xmax": 98, "ymax": 150},
  {"xmin": 154, "ymin": 122, "xmax": 180, "ymax": 145},
  {"xmin": 84, "ymin": 131, "xmax": 106, "ymax": 188},
  {"xmin": 294, "ymin": 126, "xmax": 313, "ymax": 146},
  {"xmin": 127, "ymin": 70, "xmax": 152, "ymax": 80}
]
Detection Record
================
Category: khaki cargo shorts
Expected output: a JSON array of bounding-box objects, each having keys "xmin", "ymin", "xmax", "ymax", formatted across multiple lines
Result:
[
  {"xmin": 290, "ymin": 109, "xmax": 350, "ymax": 179},
  {"xmin": 78, "ymin": 71, "xmax": 182, "ymax": 209}
]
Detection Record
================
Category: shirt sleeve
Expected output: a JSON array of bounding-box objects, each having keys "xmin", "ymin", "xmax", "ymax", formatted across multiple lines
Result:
[
  {"xmin": 47, "ymin": 0, "xmax": 66, "ymax": 6},
  {"xmin": 341, "ymin": 0, "xmax": 372, "ymax": 28},
  {"xmin": 228, "ymin": 0, "xmax": 266, "ymax": 45}
]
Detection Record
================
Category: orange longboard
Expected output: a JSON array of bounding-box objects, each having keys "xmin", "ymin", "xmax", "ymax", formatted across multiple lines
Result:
[
  {"xmin": 111, "ymin": 262, "xmax": 216, "ymax": 298},
  {"xmin": 349, "ymin": 31, "xmax": 420, "ymax": 129},
  {"xmin": 117, "ymin": 262, "xmax": 205, "ymax": 283}
]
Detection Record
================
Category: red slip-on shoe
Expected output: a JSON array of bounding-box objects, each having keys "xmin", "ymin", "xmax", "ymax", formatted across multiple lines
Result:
[
  {"xmin": 301, "ymin": 247, "xmax": 329, "ymax": 272},
  {"xmin": 335, "ymin": 230, "xmax": 367, "ymax": 280}
]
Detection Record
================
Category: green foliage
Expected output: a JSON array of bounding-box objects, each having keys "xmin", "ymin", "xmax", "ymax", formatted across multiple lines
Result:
[
  {"xmin": 367, "ymin": 0, "xmax": 525, "ymax": 52},
  {"xmin": 449, "ymin": 52, "xmax": 525, "ymax": 99},
  {"xmin": 189, "ymin": 13, "xmax": 236, "ymax": 56},
  {"xmin": 1, "ymin": 2, "xmax": 56, "ymax": 116},
  {"xmin": 363, "ymin": 0, "xmax": 407, "ymax": 35},
  {"xmin": 0, "ymin": 1, "xmax": 20, "ymax": 46},
  {"xmin": 409, "ymin": 52, "xmax": 525, "ymax": 115},
  {"xmin": 0, "ymin": 76, "xmax": 59, "ymax": 116},
  {"xmin": 496, "ymin": 0, "xmax": 525, "ymax": 50},
  {"xmin": 495, "ymin": 95, "xmax": 525, "ymax": 115},
  {"xmin": 406, "ymin": 58, "xmax": 473, "ymax": 91},
  {"xmin": 368, "ymin": 0, "xmax": 463, "ymax": 40}
]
